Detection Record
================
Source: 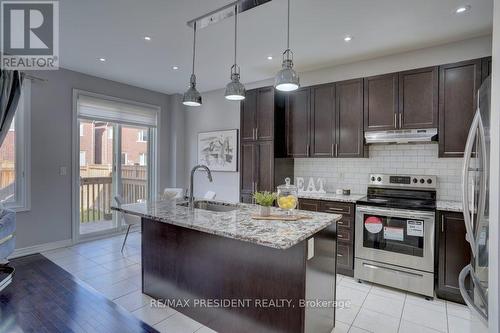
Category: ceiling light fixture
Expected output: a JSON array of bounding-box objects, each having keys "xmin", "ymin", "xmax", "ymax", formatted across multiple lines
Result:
[
  {"xmin": 455, "ymin": 5, "xmax": 470, "ymax": 13},
  {"xmin": 172, "ymin": 66, "xmax": 179, "ymax": 70},
  {"xmin": 225, "ymin": 4, "xmax": 246, "ymax": 101},
  {"xmin": 182, "ymin": 22, "xmax": 202, "ymax": 107},
  {"xmin": 274, "ymin": 0, "xmax": 300, "ymax": 92},
  {"xmin": 98, "ymin": 58, "xmax": 106, "ymax": 62},
  {"xmin": 144, "ymin": 36, "xmax": 152, "ymax": 41},
  {"xmin": 267, "ymin": 56, "xmax": 273, "ymax": 60},
  {"xmin": 344, "ymin": 35, "xmax": 352, "ymax": 42}
]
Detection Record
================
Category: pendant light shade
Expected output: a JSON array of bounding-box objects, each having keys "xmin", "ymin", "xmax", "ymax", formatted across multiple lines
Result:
[
  {"xmin": 225, "ymin": 4, "xmax": 246, "ymax": 101},
  {"xmin": 183, "ymin": 22, "xmax": 202, "ymax": 107},
  {"xmin": 274, "ymin": 0, "xmax": 299, "ymax": 92}
]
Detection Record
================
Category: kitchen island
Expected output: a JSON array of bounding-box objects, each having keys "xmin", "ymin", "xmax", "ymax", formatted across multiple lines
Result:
[{"xmin": 112, "ymin": 200, "xmax": 341, "ymax": 333}]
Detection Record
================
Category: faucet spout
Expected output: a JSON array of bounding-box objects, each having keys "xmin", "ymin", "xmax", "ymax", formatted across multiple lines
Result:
[{"xmin": 189, "ymin": 165, "xmax": 213, "ymax": 210}]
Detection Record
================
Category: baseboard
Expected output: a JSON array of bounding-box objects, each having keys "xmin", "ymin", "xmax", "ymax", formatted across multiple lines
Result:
[{"xmin": 9, "ymin": 239, "xmax": 73, "ymax": 259}]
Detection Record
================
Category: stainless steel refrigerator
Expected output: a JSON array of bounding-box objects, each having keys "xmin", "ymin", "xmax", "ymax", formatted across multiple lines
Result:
[{"xmin": 459, "ymin": 76, "xmax": 490, "ymax": 326}]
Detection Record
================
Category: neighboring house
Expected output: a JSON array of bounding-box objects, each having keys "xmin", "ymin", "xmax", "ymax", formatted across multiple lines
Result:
[{"xmin": 79, "ymin": 122, "xmax": 148, "ymax": 167}]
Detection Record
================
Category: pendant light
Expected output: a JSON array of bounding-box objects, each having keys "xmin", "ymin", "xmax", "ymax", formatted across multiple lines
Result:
[
  {"xmin": 274, "ymin": 0, "xmax": 300, "ymax": 92},
  {"xmin": 183, "ymin": 22, "xmax": 202, "ymax": 107},
  {"xmin": 225, "ymin": 4, "xmax": 246, "ymax": 101}
]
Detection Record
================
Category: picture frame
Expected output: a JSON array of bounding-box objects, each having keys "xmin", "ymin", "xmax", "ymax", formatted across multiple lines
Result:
[{"xmin": 197, "ymin": 129, "xmax": 238, "ymax": 172}]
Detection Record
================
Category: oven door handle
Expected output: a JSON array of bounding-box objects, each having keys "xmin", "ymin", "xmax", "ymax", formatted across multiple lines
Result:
[{"xmin": 356, "ymin": 206, "xmax": 434, "ymax": 219}]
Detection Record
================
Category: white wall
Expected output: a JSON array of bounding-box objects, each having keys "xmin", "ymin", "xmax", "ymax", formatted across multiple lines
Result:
[
  {"xmin": 15, "ymin": 68, "xmax": 173, "ymax": 250},
  {"xmin": 184, "ymin": 90, "xmax": 240, "ymax": 202},
  {"xmin": 489, "ymin": 1, "xmax": 500, "ymax": 332},
  {"xmin": 184, "ymin": 36, "xmax": 492, "ymax": 201},
  {"xmin": 295, "ymin": 144, "xmax": 462, "ymax": 201}
]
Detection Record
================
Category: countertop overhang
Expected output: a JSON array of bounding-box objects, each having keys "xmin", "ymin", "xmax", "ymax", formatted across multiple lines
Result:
[{"xmin": 112, "ymin": 200, "xmax": 341, "ymax": 250}]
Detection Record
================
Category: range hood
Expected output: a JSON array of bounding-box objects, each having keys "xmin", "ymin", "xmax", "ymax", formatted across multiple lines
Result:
[{"xmin": 364, "ymin": 128, "xmax": 438, "ymax": 144}]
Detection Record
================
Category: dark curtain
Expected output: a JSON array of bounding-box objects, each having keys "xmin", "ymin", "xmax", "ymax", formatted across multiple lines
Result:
[{"xmin": 0, "ymin": 70, "xmax": 23, "ymax": 147}]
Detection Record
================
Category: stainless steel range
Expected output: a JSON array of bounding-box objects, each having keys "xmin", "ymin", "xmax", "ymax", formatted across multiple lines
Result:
[{"xmin": 354, "ymin": 174, "xmax": 437, "ymax": 298}]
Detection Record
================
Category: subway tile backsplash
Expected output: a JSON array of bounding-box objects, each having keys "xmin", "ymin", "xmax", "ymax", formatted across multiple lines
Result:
[{"xmin": 294, "ymin": 144, "xmax": 462, "ymax": 201}]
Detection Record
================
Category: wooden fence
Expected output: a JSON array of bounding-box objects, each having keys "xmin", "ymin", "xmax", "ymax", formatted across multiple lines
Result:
[{"xmin": 80, "ymin": 164, "xmax": 147, "ymax": 222}]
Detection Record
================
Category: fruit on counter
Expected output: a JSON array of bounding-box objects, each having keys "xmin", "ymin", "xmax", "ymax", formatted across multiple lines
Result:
[{"xmin": 278, "ymin": 195, "xmax": 298, "ymax": 210}]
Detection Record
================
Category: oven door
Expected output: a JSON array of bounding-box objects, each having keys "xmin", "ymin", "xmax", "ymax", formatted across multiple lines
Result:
[{"xmin": 355, "ymin": 205, "xmax": 435, "ymax": 273}]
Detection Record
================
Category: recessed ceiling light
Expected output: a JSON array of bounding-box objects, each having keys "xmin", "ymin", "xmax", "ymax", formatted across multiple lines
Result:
[
  {"xmin": 455, "ymin": 5, "xmax": 470, "ymax": 13},
  {"xmin": 172, "ymin": 66, "xmax": 179, "ymax": 70},
  {"xmin": 144, "ymin": 36, "xmax": 152, "ymax": 41},
  {"xmin": 267, "ymin": 56, "xmax": 273, "ymax": 60},
  {"xmin": 344, "ymin": 36, "xmax": 353, "ymax": 42},
  {"xmin": 98, "ymin": 58, "xmax": 106, "ymax": 62}
]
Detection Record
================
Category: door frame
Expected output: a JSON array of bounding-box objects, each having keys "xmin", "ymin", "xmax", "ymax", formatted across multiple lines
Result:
[{"xmin": 71, "ymin": 89, "xmax": 160, "ymax": 243}]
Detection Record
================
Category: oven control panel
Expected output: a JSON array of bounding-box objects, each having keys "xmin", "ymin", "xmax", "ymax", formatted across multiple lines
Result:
[{"xmin": 369, "ymin": 174, "xmax": 437, "ymax": 189}]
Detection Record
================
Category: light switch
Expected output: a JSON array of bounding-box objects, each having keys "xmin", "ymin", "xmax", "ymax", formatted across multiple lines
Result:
[{"xmin": 60, "ymin": 166, "xmax": 67, "ymax": 176}]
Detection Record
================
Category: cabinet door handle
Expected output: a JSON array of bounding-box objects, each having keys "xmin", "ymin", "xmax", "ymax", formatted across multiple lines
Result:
[
  {"xmin": 326, "ymin": 207, "xmax": 344, "ymax": 212},
  {"xmin": 441, "ymin": 215, "xmax": 444, "ymax": 232},
  {"xmin": 399, "ymin": 113, "xmax": 402, "ymax": 128},
  {"xmin": 337, "ymin": 220, "xmax": 344, "ymax": 225},
  {"xmin": 337, "ymin": 254, "xmax": 343, "ymax": 257},
  {"xmin": 331, "ymin": 144, "xmax": 334, "ymax": 157},
  {"xmin": 306, "ymin": 144, "xmax": 310, "ymax": 156},
  {"xmin": 338, "ymin": 234, "xmax": 344, "ymax": 239},
  {"xmin": 255, "ymin": 127, "xmax": 258, "ymax": 139},
  {"xmin": 394, "ymin": 113, "xmax": 397, "ymax": 128},
  {"xmin": 335, "ymin": 143, "xmax": 338, "ymax": 157}
]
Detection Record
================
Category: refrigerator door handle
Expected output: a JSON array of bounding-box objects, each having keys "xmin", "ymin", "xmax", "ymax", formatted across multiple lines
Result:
[
  {"xmin": 459, "ymin": 264, "xmax": 488, "ymax": 324},
  {"xmin": 462, "ymin": 110, "xmax": 480, "ymax": 258},
  {"xmin": 474, "ymin": 115, "xmax": 488, "ymax": 255}
]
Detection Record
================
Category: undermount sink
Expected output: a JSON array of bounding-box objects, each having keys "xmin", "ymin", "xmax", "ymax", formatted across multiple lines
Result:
[{"xmin": 177, "ymin": 200, "xmax": 239, "ymax": 212}]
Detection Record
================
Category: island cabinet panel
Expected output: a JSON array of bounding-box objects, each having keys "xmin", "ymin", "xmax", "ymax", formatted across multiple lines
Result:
[
  {"xmin": 142, "ymin": 218, "xmax": 336, "ymax": 333},
  {"xmin": 286, "ymin": 87, "xmax": 311, "ymax": 157},
  {"xmin": 310, "ymin": 84, "xmax": 335, "ymax": 157},
  {"xmin": 436, "ymin": 211, "xmax": 471, "ymax": 304},
  {"xmin": 241, "ymin": 89, "xmax": 257, "ymax": 141},
  {"xmin": 364, "ymin": 73, "xmax": 398, "ymax": 131},
  {"xmin": 299, "ymin": 198, "xmax": 356, "ymax": 277},
  {"xmin": 256, "ymin": 87, "xmax": 275, "ymax": 141},
  {"xmin": 439, "ymin": 59, "xmax": 482, "ymax": 157},
  {"xmin": 398, "ymin": 67, "xmax": 438, "ymax": 129},
  {"xmin": 336, "ymin": 79, "xmax": 365, "ymax": 157}
]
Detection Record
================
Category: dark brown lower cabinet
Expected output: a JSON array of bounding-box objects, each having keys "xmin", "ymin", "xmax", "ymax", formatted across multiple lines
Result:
[
  {"xmin": 436, "ymin": 210, "xmax": 471, "ymax": 304},
  {"xmin": 299, "ymin": 198, "xmax": 355, "ymax": 276}
]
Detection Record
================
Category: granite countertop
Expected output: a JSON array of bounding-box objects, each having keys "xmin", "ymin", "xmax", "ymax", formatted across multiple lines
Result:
[
  {"xmin": 298, "ymin": 192, "xmax": 365, "ymax": 203},
  {"xmin": 112, "ymin": 200, "xmax": 341, "ymax": 250},
  {"xmin": 436, "ymin": 200, "xmax": 463, "ymax": 212}
]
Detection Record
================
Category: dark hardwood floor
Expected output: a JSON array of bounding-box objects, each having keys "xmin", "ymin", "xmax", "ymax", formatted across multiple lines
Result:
[{"xmin": 0, "ymin": 254, "xmax": 157, "ymax": 333}]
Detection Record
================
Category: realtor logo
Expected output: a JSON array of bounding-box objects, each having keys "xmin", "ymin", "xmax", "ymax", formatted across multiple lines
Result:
[{"xmin": 1, "ymin": 1, "xmax": 59, "ymax": 70}]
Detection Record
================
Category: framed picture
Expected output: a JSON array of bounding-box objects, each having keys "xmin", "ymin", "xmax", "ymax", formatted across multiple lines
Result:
[{"xmin": 198, "ymin": 129, "xmax": 238, "ymax": 172}]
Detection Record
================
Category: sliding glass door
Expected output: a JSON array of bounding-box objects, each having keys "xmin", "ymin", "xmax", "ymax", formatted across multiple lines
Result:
[{"xmin": 74, "ymin": 91, "xmax": 158, "ymax": 239}]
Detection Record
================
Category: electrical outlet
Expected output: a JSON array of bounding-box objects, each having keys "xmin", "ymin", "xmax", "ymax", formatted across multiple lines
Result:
[{"xmin": 60, "ymin": 166, "xmax": 67, "ymax": 176}]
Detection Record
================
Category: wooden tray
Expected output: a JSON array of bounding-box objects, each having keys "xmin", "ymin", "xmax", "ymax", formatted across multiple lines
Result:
[{"xmin": 251, "ymin": 214, "xmax": 312, "ymax": 221}]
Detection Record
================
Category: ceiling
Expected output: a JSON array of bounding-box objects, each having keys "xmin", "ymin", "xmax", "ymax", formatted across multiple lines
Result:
[{"xmin": 60, "ymin": 0, "xmax": 493, "ymax": 94}]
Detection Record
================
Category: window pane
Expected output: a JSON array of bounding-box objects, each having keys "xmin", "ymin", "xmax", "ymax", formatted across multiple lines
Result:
[
  {"xmin": 79, "ymin": 120, "xmax": 115, "ymax": 234},
  {"xmin": 122, "ymin": 126, "xmax": 148, "ymax": 204},
  {"xmin": 0, "ymin": 120, "xmax": 16, "ymax": 203}
]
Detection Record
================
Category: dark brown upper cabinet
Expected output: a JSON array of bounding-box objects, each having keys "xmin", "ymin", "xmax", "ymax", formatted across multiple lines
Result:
[
  {"xmin": 241, "ymin": 89, "xmax": 257, "ymax": 141},
  {"xmin": 439, "ymin": 59, "xmax": 482, "ymax": 157},
  {"xmin": 240, "ymin": 87, "xmax": 274, "ymax": 142},
  {"xmin": 336, "ymin": 79, "xmax": 366, "ymax": 157},
  {"xmin": 286, "ymin": 87, "xmax": 311, "ymax": 157},
  {"xmin": 256, "ymin": 87, "xmax": 275, "ymax": 140},
  {"xmin": 310, "ymin": 84, "xmax": 335, "ymax": 157},
  {"xmin": 398, "ymin": 67, "xmax": 438, "ymax": 129},
  {"xmin": 364, "ymin": 73, "xmax": 399, "ymax": 131}
]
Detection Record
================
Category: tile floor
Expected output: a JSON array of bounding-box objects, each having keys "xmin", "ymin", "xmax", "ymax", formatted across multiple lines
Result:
[{"xmin": 42, "ymin": 232, "xmax": 488, "ymax": 333}]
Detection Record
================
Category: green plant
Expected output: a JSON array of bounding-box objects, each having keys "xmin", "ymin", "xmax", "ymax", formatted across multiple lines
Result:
[{"xmin": 253, "ymin": 191, "xmax": 277, "ymax": 207}]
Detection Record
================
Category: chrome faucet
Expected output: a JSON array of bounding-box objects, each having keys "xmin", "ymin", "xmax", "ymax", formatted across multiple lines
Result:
[{"xmin": 189, "ymin": 165, "xmax": 213, "ymax": 209}]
